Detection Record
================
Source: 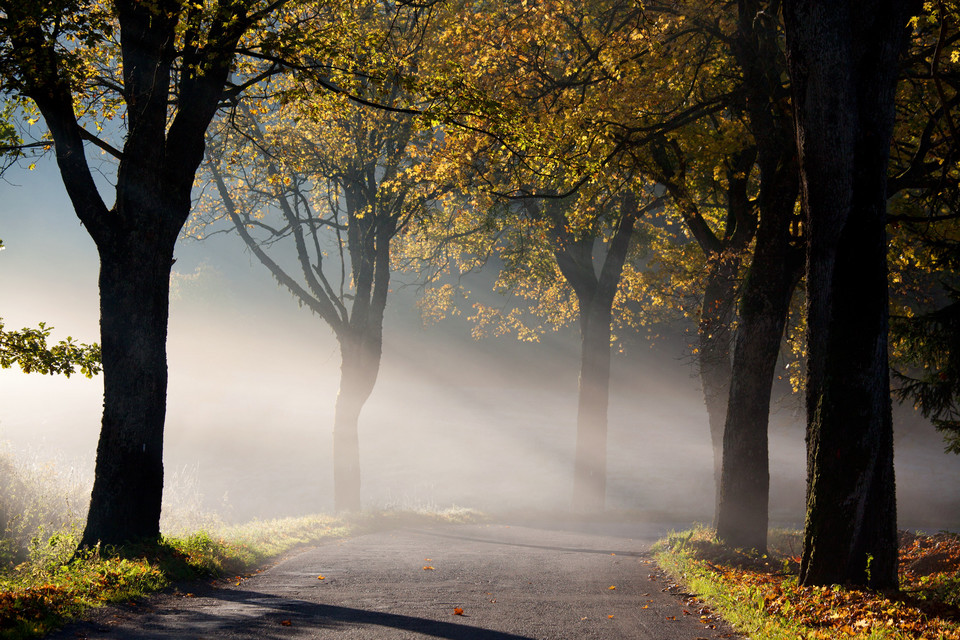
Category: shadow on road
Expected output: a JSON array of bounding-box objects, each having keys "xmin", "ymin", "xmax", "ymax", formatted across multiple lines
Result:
[{"xmin": 185, "ymin": 587, "xmax": 538, "ymax": 640}]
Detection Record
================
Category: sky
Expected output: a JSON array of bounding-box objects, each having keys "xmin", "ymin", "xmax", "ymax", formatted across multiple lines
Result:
[{"xmin": 2, "ymin": 156, "xmax": 960, "ymax": 531}]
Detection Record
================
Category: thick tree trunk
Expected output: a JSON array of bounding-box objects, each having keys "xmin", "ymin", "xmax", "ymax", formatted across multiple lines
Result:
[
  {"xmin": 783, "ymin": 0, "xmax": 910, "ymax": 589},
  {"xmin": 714, "ymin": 0, "xmax": 803, "ymax": 552},
  {"xmin": 572, "ymin": 295, "xmax": 613, "ymax": 512},
  {"xmin": 715, "ymin": 226, "xmax": 801, "ymax": 551},
  {"xmin": 80, "ymin": 234, "xmax": 175, "ymax": 548}
]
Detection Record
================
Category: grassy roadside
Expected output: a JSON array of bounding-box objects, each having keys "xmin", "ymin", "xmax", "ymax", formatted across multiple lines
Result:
[
  {"xmin": 653, "ymin": 526, "xmax": 960, "ymax": 640},
  {"xmin": 0, "ymin": 507, "xmax": 484, "ymax": 640}
]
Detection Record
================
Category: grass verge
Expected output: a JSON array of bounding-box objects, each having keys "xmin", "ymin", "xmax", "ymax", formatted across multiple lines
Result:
[
  {"xmin": 653, "ymin": 526, "xmax": 960, "ymax": 639},
  {"xmin": 0, "ymin": 507, "xmax": 484, "ymax": 640}
]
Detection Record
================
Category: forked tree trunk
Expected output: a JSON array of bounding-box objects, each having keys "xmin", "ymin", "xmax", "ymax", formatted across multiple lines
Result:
[
  {"xmin": 80, "ymin": 229, "xmax": 176, "ymax": 547},
  {"xmin": 783, "ymin": 0, "xmax": 910, "ymax": 589},
  {"xmin": 558, "ymin": 197, "xmax": 639, "ymax": 513}
]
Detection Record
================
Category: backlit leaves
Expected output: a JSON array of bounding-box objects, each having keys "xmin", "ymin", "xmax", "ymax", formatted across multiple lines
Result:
[{"xmin": 0, "ymin": 318, "xmax": 101, "ymax": 378}]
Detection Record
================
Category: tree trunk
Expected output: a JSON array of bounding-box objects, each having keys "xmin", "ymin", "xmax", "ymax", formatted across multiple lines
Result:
[
  {"xmin": 544, "ymin": 194, "xmax": 639, "ymax": 513},
  {"xmin": 333, "ymin": 339, "xmax": 377, "ymax": 512},
  {"xmin": 333, "ymin": 210, "xmax": 392, "ymax": 512},
  {"xmin": 572, "ymin": 294, "xmax": 613, "ymax": 512},
  {"xmin": 783, "ymin": 0, "xmax": 911, "ymax": 589},
  {"xmin": 698, "ymin": 253, "xmax": 742, "ymax": 523},
  {"xmin": 715, "ymin": 223, "xmax": 801, "ymax": 551},
  {"xmin": 714, "ymin": 0, "xmax": 804, "ymax": 552},
  {"xmin": 80, "ymin": 233, "xmax": 175, "ymax": 548}
]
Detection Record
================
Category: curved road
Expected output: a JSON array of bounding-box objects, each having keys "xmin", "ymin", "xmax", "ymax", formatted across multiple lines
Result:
[{"xmin": 51, "ymin": 522, "xmax": 742, "ymax": 639}]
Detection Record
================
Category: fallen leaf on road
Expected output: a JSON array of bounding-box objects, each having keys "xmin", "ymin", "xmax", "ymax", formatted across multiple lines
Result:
[
  {"xmin": 608, "ymin": 586, "xmax": 616, "ymax": 590},
  {"xmin": 453, "ymin": 607, "xmax": 464, "ymax": 616},
  {"xmin": 666, "ymin": 615, "xmax": 676, "ymax": 621},
  {"xmin": 608, "ymin": 615, "xmax": 614, "ymax": 619},
  {"xmin": 280, "ymin": 620, "xmax": 292, "ymax": 626},
  {"xmin": 425, "ymin": 558, "xmax": 432, "ymax": 561},
  {"xmin": 642, "ymin": 605, "xmax": 648, "ymax": 609},
  {"xmin": 423, "ymin": 566, "xmax": 435, "ymax": 571},
  {"xmin": 317, "ymin": 576, "xmax": 325, "ymax": 580}
]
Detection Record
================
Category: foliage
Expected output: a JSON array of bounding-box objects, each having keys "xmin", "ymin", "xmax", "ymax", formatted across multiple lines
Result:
[
  {"xmin": 886, "ymin": 0, "xmax": 960, "ymax": 451},
  {"xmin": 654, "ymin": 527, "xmax": 960, "ymax": 640},
  {"xmin": 0, "ymin": 318, "xmax": 101, "ymax": 378}
]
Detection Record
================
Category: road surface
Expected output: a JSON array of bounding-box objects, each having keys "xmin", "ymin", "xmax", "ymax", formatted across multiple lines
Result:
[{"xmin": 50, "ymin": 522, "xmax": 743, "ymax": 639}]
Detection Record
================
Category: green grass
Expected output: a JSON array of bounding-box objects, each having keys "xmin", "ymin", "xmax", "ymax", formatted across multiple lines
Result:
[
  {"xmin": 0, "ymin": 443, "xmax": 487, "ymax": 638},
  {"xmin": 653, "ymin": 526, "xmax": 960, "ymax": 640},
  {"xmin": 653, "ymin": 526, "xmax": 812, "ymax": 640},
  {"xmin": 0, "ymin": 507, "xmax": 485, "ymax": 640}
]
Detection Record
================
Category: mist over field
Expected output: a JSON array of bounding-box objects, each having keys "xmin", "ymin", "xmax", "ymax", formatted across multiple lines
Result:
[{"xmin": 2, "ymin": 160, "xmax": 960, "ymax": 532}]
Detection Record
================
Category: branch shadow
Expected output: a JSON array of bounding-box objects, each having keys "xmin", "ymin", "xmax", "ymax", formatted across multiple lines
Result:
[{"xmin": 129, "ymin": 586, "xmax": 539, "ymax": 640}]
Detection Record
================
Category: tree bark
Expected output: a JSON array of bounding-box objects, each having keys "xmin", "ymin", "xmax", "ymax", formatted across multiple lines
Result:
[
  {"xmin": 715, "ymin": 0, "xmax": 803, "ymax": 552},
  {"xmin": 715, "ymin": 212, "xmax": 802, "ymax": 551},
  {"xmin": 80, "ymin": 231, "xmax": 176, "ymax": 547},
  {"xmin": 783, "ymin": 0, "xmax": 912, "ymax": 589}
]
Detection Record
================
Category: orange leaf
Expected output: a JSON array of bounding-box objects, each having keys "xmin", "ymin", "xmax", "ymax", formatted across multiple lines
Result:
[
  {"xmin": 423, "ymin": 566, "xmax": 435, "ymax": 571},
  {"xmin": 317, "ymin": 576, "xmax": 325, "ymax": 580},
  {"xmin": 280, "ymin": 620, "xmax": 292, "ymax": 626},
  {"xmin": 608, "ymin": 585, "xmax": 616, "ymax": 590},
  {"xmin": 608, "ymin": 614, "xmax": 615, "ymax": 619},
  {"xmin": 453, "ymin": 607, "xmax": 464, "ymax": 616}
]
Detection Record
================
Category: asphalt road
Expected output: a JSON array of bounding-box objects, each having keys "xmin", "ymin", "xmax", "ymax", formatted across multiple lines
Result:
[{"xmin": 50, "ymin": 522, "xmax": 743, "ymax": 639}]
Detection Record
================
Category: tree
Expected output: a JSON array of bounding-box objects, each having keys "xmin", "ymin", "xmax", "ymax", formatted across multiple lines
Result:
[
  {"xmin": 782, "ymin": 0, "xmax": 914, "ymax": 588},
  {"xmin": 517, "ymin": 190, "xmax": 651, "ymax": 510},
  {"xmin": 886, "ymin": 1, "xmax": 960, "ymax": 454},
  {"xmin": 405, "ymin": 0, "xmax": 679, "ymax": 511},
  {"xmin": 0, "ymin": 0, "xmax": 287, "ymax": 547},
  {"xmin": 714, "ymin": 0, "xmax": 804, "ymax": 552},
  {"xmin": 196, "ymin": 42, "xmax": 441, "ymax": 511}
]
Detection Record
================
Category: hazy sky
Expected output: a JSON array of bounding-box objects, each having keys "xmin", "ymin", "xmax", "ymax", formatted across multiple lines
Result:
[{"xmin": 2, "ymin": 156, "xmax": 959, "ymax": 531}]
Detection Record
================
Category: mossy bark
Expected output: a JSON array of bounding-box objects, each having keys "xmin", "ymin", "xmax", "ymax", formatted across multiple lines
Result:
[{"xmin": 783, "ymin": 0, "xmax": 911, "ymax": 589}]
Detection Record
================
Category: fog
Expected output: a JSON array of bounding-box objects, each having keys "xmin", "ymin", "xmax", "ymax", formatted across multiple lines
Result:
[{"xmin": 2, "ymin": 160, "xmax": 960, "ymax": 532}]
